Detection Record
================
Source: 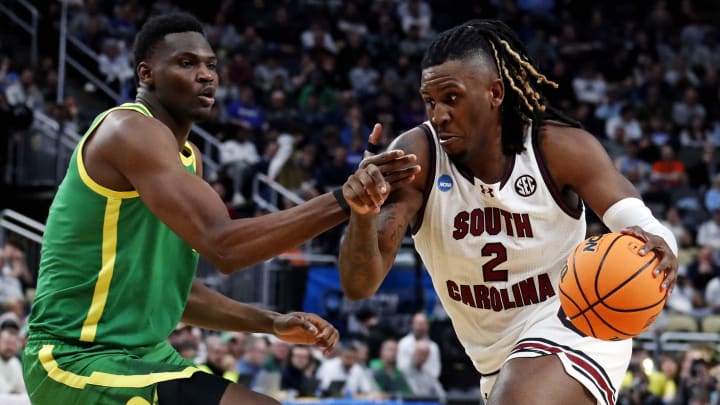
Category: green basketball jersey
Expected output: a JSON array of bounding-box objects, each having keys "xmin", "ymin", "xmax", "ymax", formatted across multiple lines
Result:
[{"xmin": 27, "ymin": 102, "xmax": 200, "ymax": 348}]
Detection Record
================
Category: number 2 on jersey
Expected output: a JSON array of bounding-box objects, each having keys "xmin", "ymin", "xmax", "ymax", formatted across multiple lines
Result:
[{"xmin": 482, "ymin": 243, "xmax": 508, "ymax": 282}]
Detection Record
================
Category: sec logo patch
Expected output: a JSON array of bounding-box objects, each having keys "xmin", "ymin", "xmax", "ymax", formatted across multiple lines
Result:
[{"xmin": 514, "ymin": 175, "xmax": 536, "ymax": 197}]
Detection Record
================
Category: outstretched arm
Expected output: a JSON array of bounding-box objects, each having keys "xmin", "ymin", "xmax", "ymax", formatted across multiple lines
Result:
[
  {"xmin": 541, "ymin": 124, "xmax": 678, "ymax": 292},
  {"xmin": 95, "ymin": 114, "xmax": 416, "ymax": 274},
  {"xmin": 182, "ymin": 280, "xmax": 339, "ymax": 355},
  {"xmin": 338, "ymin": 128, "xmax": 428, "ymax": 300}
]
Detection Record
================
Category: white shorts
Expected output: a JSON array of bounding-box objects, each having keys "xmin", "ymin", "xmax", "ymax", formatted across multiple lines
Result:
[{"xmin": 479, "ymin": 301, "xmax": 632, "ymax": 405}]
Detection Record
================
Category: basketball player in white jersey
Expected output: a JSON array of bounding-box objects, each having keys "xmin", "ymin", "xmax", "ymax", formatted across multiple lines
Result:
[{"xmin": 338, "ymin": 20, "xmax": 678, "ymax": 405}]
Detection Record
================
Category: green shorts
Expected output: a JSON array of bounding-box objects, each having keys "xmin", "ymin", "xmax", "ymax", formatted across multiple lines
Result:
[{"xmin": 23, "ymin": 337, "xmax": 200, "ymax": 405}]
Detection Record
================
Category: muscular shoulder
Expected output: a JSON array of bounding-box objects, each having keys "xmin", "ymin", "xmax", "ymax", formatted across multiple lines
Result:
[
  {"xmin": 537, "ymin": 122, "xmax": 612, "ymax": 187},
  {"xmin": 91, "ymin": 110, "xmax": 178, "ymax": 161},
  {"xmin": 388, "ymin": 125, "xmax": 432, "ymax": 191}
]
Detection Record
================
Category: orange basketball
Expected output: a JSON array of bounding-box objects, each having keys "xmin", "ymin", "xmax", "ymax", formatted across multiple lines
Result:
[{"xmin": 559, "ymin": 232, "xmax": 666, "ymax": 341}]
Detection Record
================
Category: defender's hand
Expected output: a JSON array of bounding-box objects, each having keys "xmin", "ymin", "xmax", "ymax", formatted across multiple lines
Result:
[{"xmin": 272, "ymin": 312, "xmax": 339, "ymax": 356}]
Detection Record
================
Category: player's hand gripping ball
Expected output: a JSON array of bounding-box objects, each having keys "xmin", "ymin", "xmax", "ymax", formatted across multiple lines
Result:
[{"xmin": 559, "ymin": 233, "xmax": 667, "ymax": 340}]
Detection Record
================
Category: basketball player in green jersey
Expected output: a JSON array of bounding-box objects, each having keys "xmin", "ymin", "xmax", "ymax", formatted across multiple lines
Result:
[{"xmin": 22, "ymin": 12, "xmax": 419, "ymax": 405}]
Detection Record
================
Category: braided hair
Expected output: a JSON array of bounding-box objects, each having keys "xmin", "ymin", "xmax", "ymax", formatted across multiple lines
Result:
[{"xmin": 421, "ymin": 20, "xmax": 581, "ymax": 155}]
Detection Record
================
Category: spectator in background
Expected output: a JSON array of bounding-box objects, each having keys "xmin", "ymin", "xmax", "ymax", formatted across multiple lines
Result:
[
  {"xmin": 372, "ymin": 339, "xmax": 412, "ymax": 398},
  {"xmin": 696, "ymin": 210, "xmax": 720, "ymax": 262},
  {"xmin": 397, "ymin": 312, "xmax": 441, "ymax": 379},
  {"xmin": 651, "ymin": 145, "xmax": 686, "ymax": 189},
  {"xmin": 403, "ymin": 341, "xmax": 446, "ymax": 402},
  {"xmin": 263, "ymin": 337, "xmax": 290, "ymax": 372},
  {"xmin": 300, "ymin": 22, "xmax": 337, "ymax": 55},
  {"xmin": 397, "ymin": 0, "xmax": 432, "ymax": 39},
  {"xmin": 98, "ymin": 39, "xmax": 134, "ymax": 102},
  {"xmin": 237, "ymin": 335, "xmax": 270, "ymax": 387},
  {"xmin": 661, "ymin": 206, "xmax": 693, "ymax": 249},
  {"xmin": 0, "ymin": 330, "xmax": 24, "ymax": 395},
  {"xmin": 205, "ymin": 12, "xmax": 241, "ymax": 53},
  {"xmin": 0, "ymin": 237, "xmax": 30, "ymax": 308},
  {"xmin": 349, "ymin": 53, "xmax": 380, "ymax": 100},
  {"xmin": 281, "ymin": 345, "xmax": 319, "ymax": 397},
  {"xmin": 4, "ymin": 68, "xmax": 43, "ymax": 111},
  {"xmin": 605, "ymin": 105, "xmax": 643, "ymax": 145},
  {"xmin": 705, "ymin": 174, "xmax": 720, "ymax": 213},
  {"xmin": 571, "ymin": 65, "xmax": 607, "ymax": 106},
  {"xmin": 315, "ymin": 344, "xmax": 378, "ymax": 397},
  {"xmin": 672, "ymin": 87, "xmax": 706, "ymax": 128},
  {"xmin": 198, "ymin": 335, "xmax": 239, "ymax": 383},
  {"xmin": 225, "ymin": 332, "xmax": 248, "ymax": 366},
  {"xmin": 615, "ymin": 140, "xmax": 651, "ymax": 193},
  {"xmin": 255, "ymin": 52, "xmax": 289, "ymax": 93},
  {"xmin": 686, "ymin": 142, "xmax": 718, "ymax": 191},
  {"xmin": 226, "ymin": 87, "xmax": 266, "ymax": 131},
  {"xmin": 680, "ymin": 115, "xmax": 713, "ymax": 148}
]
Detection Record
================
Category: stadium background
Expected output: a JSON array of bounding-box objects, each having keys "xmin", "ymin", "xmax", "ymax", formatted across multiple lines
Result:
[{"xmin": 1, "ymin": 0, "xmax": 720, "ymax": 404}]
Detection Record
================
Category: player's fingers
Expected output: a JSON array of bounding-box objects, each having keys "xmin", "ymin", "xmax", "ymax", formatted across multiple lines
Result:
[
  {"xmin": 360, "ymin": 150, "xmax": 405, "ymax": 169},
  {"xmin": 346, "ymin": 179, "xmax": 375, "ymax": 208},
  {"xmin": 357, "ymin": 167, "xmax": 387, "ymax": 208},
  {"xmin": 620, "ymin": 226, "xmax": 648, "ymax": 243},
  {"xmin": 364, "ymin": 123, "xmax": 383, "ymax": 158},
  {"xmin": 376, "ymin": 154, "xmax": 418, "ymax": 174},
  {"xmin": 384, "ymin": 165, "xmax": 422, "ymax": 185}
]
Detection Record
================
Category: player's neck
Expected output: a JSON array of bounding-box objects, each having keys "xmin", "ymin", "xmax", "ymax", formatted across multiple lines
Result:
[
  {"xmin": 135, "ymin": 93, "xmax": 191, "ymax": 149},
  {"xmin": 459, "ymin": 126, "xmax": 507, "ymax": 183}
]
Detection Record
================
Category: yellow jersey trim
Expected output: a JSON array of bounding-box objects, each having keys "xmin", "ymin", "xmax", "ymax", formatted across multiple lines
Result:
[
  {"xmin": 179, "ymin": 141, "xmax": 196, "ymax": 171},
  {"xmin": 38, "ymin": 345, "xmax": 200, "ymax": 389},
  {"xmin": 76, "ymin": 104, "xmax": 147, "ymax": 199},
  {"xmin": 79, "ymin": 198, "xmax": 121, "ymax": 342},
  {"xmin": 77, "ymin": 103, "xmax": 196, "ymax": 197}
]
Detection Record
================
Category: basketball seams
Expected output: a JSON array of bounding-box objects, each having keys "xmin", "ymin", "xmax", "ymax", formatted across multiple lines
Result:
[
  {"xmin": 568, "ymin": 243, "xmax": 597, "ymax": 337},
  {"xmin": 560, "ymin": 233, "xmax": 667, "ymax": 340}
]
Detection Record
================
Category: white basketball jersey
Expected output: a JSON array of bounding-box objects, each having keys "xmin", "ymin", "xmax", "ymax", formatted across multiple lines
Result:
[{"xmin": 412, "ymin": 121, "xmax": 587, "ymax": 375}]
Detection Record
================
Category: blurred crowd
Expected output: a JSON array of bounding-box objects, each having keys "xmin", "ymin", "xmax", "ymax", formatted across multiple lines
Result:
[{"xmin": 1, "ymin": 0, "xmax": 720, "ymax": 403}]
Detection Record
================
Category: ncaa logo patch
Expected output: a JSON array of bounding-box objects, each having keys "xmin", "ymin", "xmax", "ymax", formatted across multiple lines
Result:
[
  {"xmin": 438, "ymin": 175, "xmax": 453, "ymax": 192},
  {"xmin": 514, "ymin": 175, "xmax": 536, "ymax": 197}
]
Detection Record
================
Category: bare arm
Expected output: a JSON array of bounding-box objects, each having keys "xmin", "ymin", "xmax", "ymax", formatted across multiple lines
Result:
[
  {"xmin": 182, "ymin": 280, "xmax": 339, "ymax": 354},
  {"xmin": 542, "ymin": 123, "xmax": 678, "ymax": 289},
  {"xmin": 90, "ymin": 113, "xmax": 411, "ymax": 274},
  {"xmin": 339, "ymin": 128, "xmax": 427, "ymax": 300},
  {"xmin": 182, "ymin": 279, "xmax": 278, "ymax": 333},
  {"xmin": 540, "ymin": 124, "xmax": 640, "ymax": 218}
]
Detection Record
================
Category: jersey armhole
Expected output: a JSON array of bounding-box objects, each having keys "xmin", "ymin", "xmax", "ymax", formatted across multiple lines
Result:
[
  {"xmin": 530, "ymin": 129, "xmax": 583, "ymax": 219},
  {"xmin": 411, "ymin": 123, "xmax": 437, "ymax": 235}
]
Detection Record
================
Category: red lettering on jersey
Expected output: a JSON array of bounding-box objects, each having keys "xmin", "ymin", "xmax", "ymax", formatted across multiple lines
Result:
[
  {"xmin": 447, "ymin": 280, "xmax": 461, "ymax": 301},
  {"xmin": 513, "ymin": 213, "xmax": 533, "ymax": 237},
  {"xmin": 500, "ymin": 288, "xmax": 516, "ymax": 309},
  {"xmin": 519, "ymin": 278, "xmax": 539, "ymax": 306},
  {"xmin": 460, "ymin": 284, "xmax": 476, "ymax": 307},
  {"xmin": 500, "ymin": 210, "xmax": 514, "ymax": 237},
  {"xmin": 473, "ymin": 284, "xmax": 490, "ymax": 309},
  {"xmin": 453, "ymin": 212, "xmax": 470, "ymax": 240},
  {"xmin": 470, "ymin": 208, "xmax": 484, "ymax": 236},
  {"xmin": 485, "ymin": 208, "xmax": 501, "ymax": 235},
  {"xmin": 537, "ymin": 273, "xmax": 555, "ymax": 301},
  {"xmin": 489, "ymin": 287, "xmax": 502, "ymax": 311},
  {"xmin": 452, "ymin": 208, "xmax": 534, "ymax": 239},
  {"xmin": 445, "ymin": 274, "xmax": 556, "ymax": 312}
]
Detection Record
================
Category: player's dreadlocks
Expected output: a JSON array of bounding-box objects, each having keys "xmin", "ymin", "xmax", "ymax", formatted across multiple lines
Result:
[{"xmin": 421, "ymin": 19, "xmax": 581, "ymax": 155}]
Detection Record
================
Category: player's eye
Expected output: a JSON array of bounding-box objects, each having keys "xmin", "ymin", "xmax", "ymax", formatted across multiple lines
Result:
[
  {"xmin": 424, "ymin": 99, "xmax": 435, "ymax": 108},
  {"xmin": 179, "ymin": 60, "xmax": 194, "ymax": 68},
  {"xmin": 207, "ymin": 62, "xmax": 217, "ymax": 70}
]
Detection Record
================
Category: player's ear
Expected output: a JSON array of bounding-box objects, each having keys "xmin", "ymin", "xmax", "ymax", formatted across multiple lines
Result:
[
  {"xmin": 490, "ymin": 78, "xmax": 504, "ymax": 110},
  {"xmin": 137, "ymin": 61, "xmax": 153, "ymax": 88}
]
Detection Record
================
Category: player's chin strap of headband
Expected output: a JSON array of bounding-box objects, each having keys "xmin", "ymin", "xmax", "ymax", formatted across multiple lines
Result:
[{"xmin": 602, "ymin": 197, "xmax": 678, "ymax": 256}]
